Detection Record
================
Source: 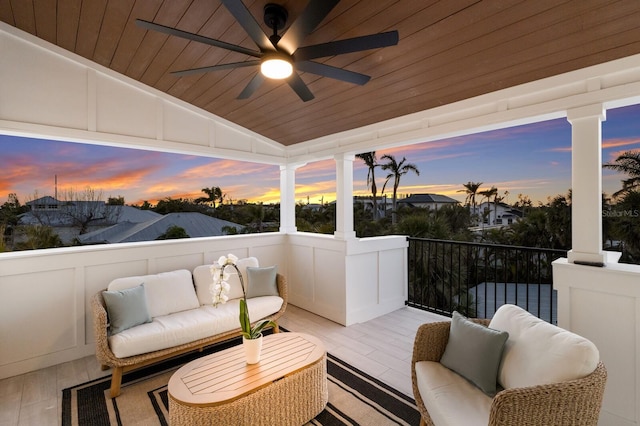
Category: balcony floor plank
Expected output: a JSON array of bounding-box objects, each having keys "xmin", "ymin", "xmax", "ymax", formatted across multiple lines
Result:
[{"xmin": 0, "ymin": 304, "xmax": 446, "ymax": 425}]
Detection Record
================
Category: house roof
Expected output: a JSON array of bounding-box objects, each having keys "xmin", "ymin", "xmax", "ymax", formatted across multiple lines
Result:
[
  {"xmin": 26, "ymin": 196, "xmax": 60, "ymax": 206},
  {"xmin": 19, "ymin": 204, "xmax": 161, "ymax": 227},
  {"xmin": 397, "ymin": 193, "xmax": 459, "ymax": 205},
  {"xmin": 77, "ymin": 212, "xmax": 243, "ymax": 244},
  {"xmin": 476, "ymin": 201, "xmax": 524, "ymax": 218},
  {"xmin": 1, "ymin": 1, "xmax": 638, "ymax": 147}
]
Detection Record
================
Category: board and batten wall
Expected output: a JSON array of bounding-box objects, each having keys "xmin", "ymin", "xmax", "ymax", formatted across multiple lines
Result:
[
  {"xmin": 554, "ymin": 259, "xmax": 640, "ymax": 426},
  {"xmin": 0, "ymin": 233, "xmax": 408, "ymax": 379}
]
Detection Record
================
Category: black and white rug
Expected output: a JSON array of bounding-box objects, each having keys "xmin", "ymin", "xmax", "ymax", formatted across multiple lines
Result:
[{"xmin": 62, "ymin": 337, "xmax": 421, "ymax": 425}]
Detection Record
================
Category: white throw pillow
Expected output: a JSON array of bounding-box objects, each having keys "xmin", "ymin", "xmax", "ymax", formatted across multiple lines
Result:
[
  {"xmin": 107, "ymin": 269, "xmax": 199, "ymax": 318},
  {"xmin": 489, "ymin": 304, "xmax": 599, "ymax": 390},
  {"xmin": 192, "ymin": 257, "xmax": 259, "ymax": 305}
]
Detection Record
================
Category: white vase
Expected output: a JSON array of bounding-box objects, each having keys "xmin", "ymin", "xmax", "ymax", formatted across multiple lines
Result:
[{"xmin": 243, "ymin": 334, "xmax": 263, "ymax": 364}]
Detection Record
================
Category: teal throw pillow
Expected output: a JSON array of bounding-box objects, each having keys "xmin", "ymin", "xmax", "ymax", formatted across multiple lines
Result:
[
  {"xmin": 440, "ymin": 311, "xmax": 509, "ymax": 396},
  {"xmin": 246, "ymin": 266, "xmax": 279, "ymax": 298},
  {"xmin": 102, "ymin": 284, "xmax": 152, "ymax": 335}
]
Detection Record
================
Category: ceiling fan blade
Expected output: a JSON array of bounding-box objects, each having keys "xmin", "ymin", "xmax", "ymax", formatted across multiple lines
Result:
[
  {"xmin": 278, "ymin": 0, "xmax": 340, "ymax": 55},
  {"xmin": 238, "ymin": 73, "xmax": 266, "ymax": 99},
  {"xmin": 296, "ymin": 61, "xmax": 370, "ymax": 86},
  {"xmin": 219, "ymin": 0, "xmax": 273, "ymax": 51},
  {"xmin": 294, "ymin": 31, "xmax": 399, "ymax": 61},
  {"xmin": 172, "ymin": 60, "xmax": 260, "ymax": 77},
  {"xmin": 136, "ymin": 19, "xmax": 261, "ymax": 58},
  {"xmin": 287, "ymin": 73, "xmax": 315, "ymax": 102}
]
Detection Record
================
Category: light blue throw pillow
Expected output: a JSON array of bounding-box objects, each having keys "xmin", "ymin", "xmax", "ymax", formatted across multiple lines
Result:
[
  {"xmin": 102, "ymin": 284, "xmax": 152, "ymax": 335},
  {"xmin": 440, "ymin": 311, "xmax": 509, "ymax": 396},
  {"xmin": 246, "ymin": 266, "xmax": 279, "ymax": 298}
]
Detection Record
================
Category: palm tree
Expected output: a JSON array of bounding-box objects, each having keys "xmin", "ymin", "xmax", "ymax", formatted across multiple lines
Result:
[
  {"xmin": 380, "ymin": 154, "xmax": 420, "ymax": 224},
  {"xmin": 459, "ymin": 181, "xmax": 483, "ymax": 210},
  {"xmin": 604, "ymin": 150, "xmax": 640, "ymax": 197},
  {"xmin": 196, "ymin": 186, "xmax": 224, "ymax": 209},
  {"xmin": 356, "ymin": 152, "xmax": 379, "ymax": 219},
  {"xmin": 458, "ymin": 181, "xmax": 483, "ymax": 223},
  {"xmin": 479, "ymin": 186, "xmax": 498, "ymax": 225}
]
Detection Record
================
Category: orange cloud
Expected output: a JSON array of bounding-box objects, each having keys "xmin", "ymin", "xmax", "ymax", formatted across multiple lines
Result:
[
  {"xmin": 179, "ymin": 159, "xmax": 275, "ymax": 180},
  {"xmin": 602, "ymin": 137, "xmax": 640, "ymax": 149}
]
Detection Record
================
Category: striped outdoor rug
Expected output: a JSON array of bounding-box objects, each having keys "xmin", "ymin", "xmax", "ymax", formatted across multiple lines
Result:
[{"xmin": 62, "ymin": 339, "xmax": 421, "ymax": 425}]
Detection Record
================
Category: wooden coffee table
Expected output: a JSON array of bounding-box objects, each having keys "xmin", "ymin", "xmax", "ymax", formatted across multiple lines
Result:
[{"xmin": 168, "ymin": 332, "xmax": 327, "ymax": 426}]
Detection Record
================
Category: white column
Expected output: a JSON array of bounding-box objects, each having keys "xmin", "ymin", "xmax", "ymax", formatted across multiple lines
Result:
[
  {"xmin": 566, "ymin": 104, "xmax": 606, "ymax": 266},
  {"xmin": 334, "ymin": 153, "xmax": 356, "ymax": 240},
  {"xmin": 279, "ymin": 163, "xmax": 305, "ymax": 234}
]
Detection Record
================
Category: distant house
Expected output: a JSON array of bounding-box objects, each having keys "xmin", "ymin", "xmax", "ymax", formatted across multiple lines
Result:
[
  {"xmin": 396, "ymin": 193, "xmax": 460, "ymax": 210},
  {"xmin": 17, "ymin": 197, "xmax": 243, "ymax": 245},
  {"xmin": 77, "ymin": 212, "xmax": 244, "ymax": 244},
  {"xmin": 18, "ymin": 197, "xmax": 159, "ymax": 244},
  {"xmin": 352, "ymin": 195, "xmax": 393, "ymax": 217},
  {"xmin": 474, "ymin": 202, "xmax": 523, "ymax": 226}
]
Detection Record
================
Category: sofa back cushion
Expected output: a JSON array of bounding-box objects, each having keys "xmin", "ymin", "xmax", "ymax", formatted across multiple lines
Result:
[
  {"xmin": 192, "ymin": 257, "xmax": 259, "ymax": 305},
  {"xmin": 107, "ymin": 269, "xmax": 199, "ymax": 318},
  {"xmin": 489, "ymin": 304, "xmax": 599, "ymax": 390}
]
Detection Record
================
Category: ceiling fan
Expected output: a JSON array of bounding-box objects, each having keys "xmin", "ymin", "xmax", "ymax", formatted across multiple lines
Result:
[{"xmin": 136, "ymin": 0, "xmax": 399, "ymax": 102}]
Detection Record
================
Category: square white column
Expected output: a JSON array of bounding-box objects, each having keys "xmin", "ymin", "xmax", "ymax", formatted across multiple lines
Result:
[
  {"xmin": 279, "ymin": 163, "xmax": 305, "ymax": 234},
  {"xmin": 334, "ymin": 153, "xmax": 356, "ymax": 240},
  {"xmin": 566, "ymin": 104, "xmax": 606, "ymax": 266}
]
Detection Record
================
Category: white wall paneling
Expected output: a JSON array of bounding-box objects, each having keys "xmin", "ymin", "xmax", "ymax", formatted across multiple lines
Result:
[
  {"xmin": 554, "ymin": 259, "xmax": 640, "ymax": 426},
  {"xmin": 0, "ymin": 234, "xmax": 286, "ymax": 379}
]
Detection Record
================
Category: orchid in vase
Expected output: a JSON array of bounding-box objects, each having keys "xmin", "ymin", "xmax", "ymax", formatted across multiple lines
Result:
[{"xmin": 211, "ymin": 254, "xmax": 276, "ymax": 341}]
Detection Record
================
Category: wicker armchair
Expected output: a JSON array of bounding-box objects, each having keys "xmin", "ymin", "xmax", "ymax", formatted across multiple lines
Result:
[{"xmin": 411, "ymin": 320, "xmax": 607, "ymax": 426}]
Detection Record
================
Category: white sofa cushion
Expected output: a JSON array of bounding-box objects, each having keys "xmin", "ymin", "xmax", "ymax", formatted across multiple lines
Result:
[
  {"xmin": 107, "ymin": 269, "xmax": 199, "ymax": 318},
  {"xmin": 489, "ymin": 304, "xmax": 599, "ymax": 390},
  {"xmin": 192, "ymin": 257, "xmax": 259, "ymax": 305},
  {"xmin": 415, "ymin": 361, "xmax": 492, "ymax": 426},
  {"xmin": 108, "ymin": 295, "xmax": 283, "ymax": 358}
]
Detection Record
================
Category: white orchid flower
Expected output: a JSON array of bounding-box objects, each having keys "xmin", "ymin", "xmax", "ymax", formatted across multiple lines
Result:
[{"xmin": 211, "ymin": 254, "xmax": 240, "ymax": 307}]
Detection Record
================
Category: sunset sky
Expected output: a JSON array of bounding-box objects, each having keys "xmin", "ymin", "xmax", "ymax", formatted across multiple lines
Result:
[{"xmin": 2, "ymin": 104, "xmax": 639, "ymax": 207}]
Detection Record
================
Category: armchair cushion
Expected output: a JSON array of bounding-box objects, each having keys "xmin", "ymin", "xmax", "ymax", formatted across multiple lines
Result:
[
  {"xmin": 489, "ymin": 304, "xmax": 599, "ymax": 389},
  {"xmin": 440, "ymin": 311, "xmax": 508, "ymax": 396},
  {"xmin": 415, "ymin": 361, "xmax": 492, "ymax": 426}
]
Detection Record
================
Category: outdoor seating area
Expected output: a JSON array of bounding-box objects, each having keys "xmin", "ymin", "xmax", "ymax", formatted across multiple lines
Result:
[{"xmin": 3, "ymin": 3, "xmax": 640, "ymax": 425}]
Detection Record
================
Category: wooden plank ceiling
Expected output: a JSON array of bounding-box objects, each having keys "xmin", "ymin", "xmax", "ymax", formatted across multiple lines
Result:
[{"xmin": 2, "ymin": 0, "xmax": 640, "ymax": 146}]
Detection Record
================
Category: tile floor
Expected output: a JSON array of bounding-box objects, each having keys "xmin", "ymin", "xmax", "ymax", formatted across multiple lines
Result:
[{"xmin": 0, "ymin": 305, "xmax": 446, "ymax": 425}]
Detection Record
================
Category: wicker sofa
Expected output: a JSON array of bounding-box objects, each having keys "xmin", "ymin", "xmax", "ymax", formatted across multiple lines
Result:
[
  {"xmin": 91, "ymin": 258, "xmax": 287, "ymax": 398},
  {"xmin": 411, "ymin": 304, "xmax": 607, "ymax": 426}
]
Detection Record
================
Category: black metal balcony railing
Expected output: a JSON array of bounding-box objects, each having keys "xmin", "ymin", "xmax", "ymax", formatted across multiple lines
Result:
[{"xmin": 407, "ymin": 238, "xmax": 567, "ymax": 324}]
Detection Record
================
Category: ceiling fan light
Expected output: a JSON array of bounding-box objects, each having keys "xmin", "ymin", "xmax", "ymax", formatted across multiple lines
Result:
[{"xmin": 261, "ymin": 56, "xmax": 293, "ymax": 79}]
